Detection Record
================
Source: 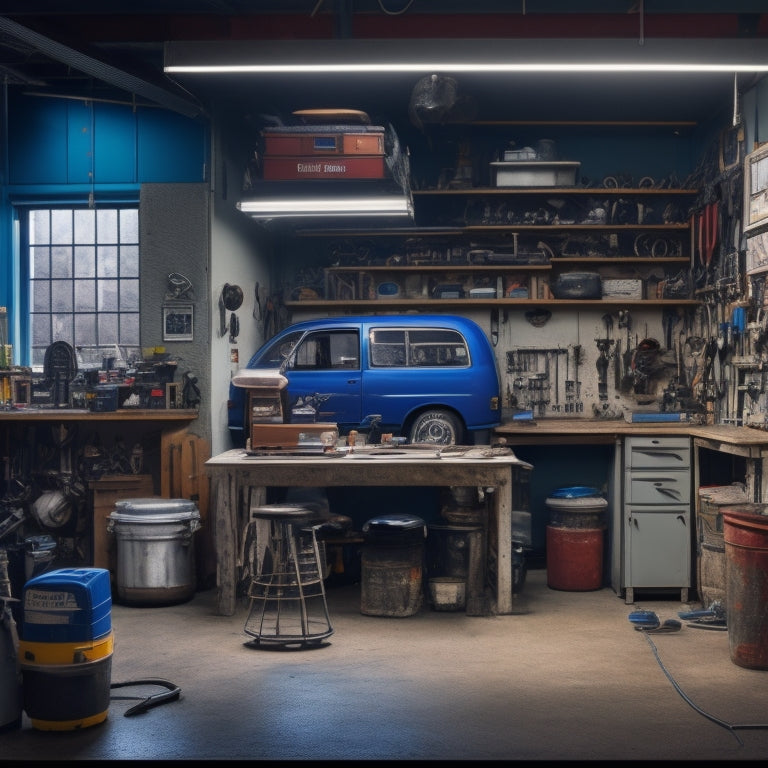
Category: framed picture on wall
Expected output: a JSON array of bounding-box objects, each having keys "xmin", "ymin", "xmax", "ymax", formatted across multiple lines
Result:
[
  {"xmin": 163, "ymin": 304, "xmax": 194, "ymax": 341},
  {"xmin": 744, "ymin": 142, "xmax": 768, "ymax": 234}
]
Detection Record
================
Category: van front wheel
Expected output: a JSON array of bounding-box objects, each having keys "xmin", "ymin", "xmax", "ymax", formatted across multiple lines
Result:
[{"xmin": 408, "ymin": 410, "xmax": 463, "ymax": 445}]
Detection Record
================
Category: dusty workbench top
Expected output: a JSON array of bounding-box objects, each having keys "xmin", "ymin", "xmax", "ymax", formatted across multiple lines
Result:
[{"xmin": 494, "ymin": 418, "xmax": 768, "ymax": 455}]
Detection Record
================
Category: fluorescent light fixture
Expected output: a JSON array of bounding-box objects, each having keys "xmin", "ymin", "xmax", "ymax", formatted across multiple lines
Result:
[
  {"xmin": 165, "ymin": 38, "xmax": 768, "ymax": 75},
  {"xmin": 237, "ymin": 195, "xmax": 414, "ymax": 219}
]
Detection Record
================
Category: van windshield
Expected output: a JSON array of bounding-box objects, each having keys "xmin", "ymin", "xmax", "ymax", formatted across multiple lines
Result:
[{"xmin": 252, "ymin": 330, "xmax": 305, "ymax": 368}]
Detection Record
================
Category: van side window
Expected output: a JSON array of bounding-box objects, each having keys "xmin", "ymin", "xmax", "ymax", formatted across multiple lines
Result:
[
  {"xmin": 408, "ymin": 329, "xmax": 469, "ymax": 367},
  {"xmin": 289, "ymin": 330, "xmax": 359, "ymax": 370},
  {"xmin": 370, "ymin": 327, "xmax": 469, "ymax": 368},
  {"xmin": 370, "ymin": 329, "xmax": 407, "ymax": 367}
]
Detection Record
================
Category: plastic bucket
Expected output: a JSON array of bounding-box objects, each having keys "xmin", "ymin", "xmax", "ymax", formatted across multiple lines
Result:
[
  {"xmin": 723, "ymin": 507, "xmax": 768, "ymax": 669},
  {"xmin": 19, "ymin": 631, "xmax": 113, "ymax": 731},
  {"xmin": 108, "ymin": 498, "xmax": 201, "ymax": 606}
]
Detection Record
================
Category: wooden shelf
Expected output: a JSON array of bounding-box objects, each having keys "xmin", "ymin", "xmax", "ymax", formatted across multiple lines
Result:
[
  {"xmin": 0, "ymin": 408, "xmax": 199, "ymax": 422},
  {"xmin": 292, "ymin": 184, "xmax": 699, "ymax": 311},
  {"xmin": 413, "ymin": 187, "xmax": 697, "ymax": 196},
  {"xmin": 464, "ymin": 223, "xmax": 690, "ymax": 232},
  {"xmin": 285, "ymin": 298, "xmax": 700, "ymax": 310},
  {"xmin": 325, "ymin": 264, "xmax": 552, "ymax": 273}
]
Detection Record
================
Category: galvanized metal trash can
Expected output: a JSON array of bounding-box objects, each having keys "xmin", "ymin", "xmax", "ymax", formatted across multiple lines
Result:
[
  {"xmin": 361, "ymin": 514, "xmax": 426, "ymax": 617},
  {"xmin": 545, "ymin": 486, "xmax": 607, "ymax": 591},
  {"xmin": 108, "ymin": 498, "xmax": 201, "ymax": 606}
]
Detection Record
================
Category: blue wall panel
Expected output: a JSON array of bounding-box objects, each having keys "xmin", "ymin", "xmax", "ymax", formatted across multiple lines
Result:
[
  {"xmin": 93, "ymin": 103, "xmax": 138, "ymax": 184},
  {"xmin": 138, "ymin": 109, "xmax": 206, "ymax": 182},
  {"xmin": 8, "ymin": 97, "xmax": 69, "ymax": 185},
  {"xmin": 8, "ymin": 92, "xmax": 206, "ymax": 186},
  {"xmin": 65, "ymin": 101, "xmax": 95, "ymax": 184}
]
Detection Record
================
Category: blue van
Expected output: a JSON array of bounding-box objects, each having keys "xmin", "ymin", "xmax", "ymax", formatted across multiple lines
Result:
[{"xmin": 227, "ymin": 314, "xmax": 501, "ymax": 446}]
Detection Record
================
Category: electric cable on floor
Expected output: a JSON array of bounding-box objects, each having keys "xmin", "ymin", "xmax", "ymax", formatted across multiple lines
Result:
[
  {"xmin": 109, "ymin": 678, "xmax": 182, "ymax": 716},
  {"xmin": 642, "ymin": 632, "xmax": 768, "ymax": 747}
]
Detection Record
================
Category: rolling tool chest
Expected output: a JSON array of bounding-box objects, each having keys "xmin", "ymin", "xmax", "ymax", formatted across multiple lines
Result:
[{"xmin": 618, "ymin": 436, "xmax": 692, "ymax": 603}]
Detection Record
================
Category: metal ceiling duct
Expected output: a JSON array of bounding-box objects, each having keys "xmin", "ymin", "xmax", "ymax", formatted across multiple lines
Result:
[{"xmin": 0, "ymin": 15, "xmax": 204, "ymax": 118}]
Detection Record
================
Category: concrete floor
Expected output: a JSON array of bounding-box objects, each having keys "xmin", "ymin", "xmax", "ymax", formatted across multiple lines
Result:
[{"xmin": 3, "ymin": 567, "xmax": 768, "ymax": 762}]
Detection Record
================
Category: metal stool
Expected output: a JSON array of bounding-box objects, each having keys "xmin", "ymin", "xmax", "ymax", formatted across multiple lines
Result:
[{"xmin": 244, "ymin": 503, "xmax": 334, "ymax": 647}]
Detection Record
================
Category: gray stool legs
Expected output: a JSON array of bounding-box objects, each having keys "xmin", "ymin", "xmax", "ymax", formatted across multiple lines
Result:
[{"xmin": 244, "ymin": 504, "xmax": 333, "ymax": 647}]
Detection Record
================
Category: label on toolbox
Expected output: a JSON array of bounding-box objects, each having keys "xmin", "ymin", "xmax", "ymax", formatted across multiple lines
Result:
[
  {"xmin": 25, "ymin": 589, "xmax": 78, "ymax": 611},
  {"xmin": 263, "ymin": 131, "xmax": 384, "ymax": 156},
  {"xmin": 262, "ymin": 155, "xmax": 387, "ymax": 180}
]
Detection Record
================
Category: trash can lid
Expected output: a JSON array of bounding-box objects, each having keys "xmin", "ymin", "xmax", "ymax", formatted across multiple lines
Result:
[
  {"xmin": 363, "ymin": 513, "xmax": 426, "ymax": 534},
  {"xmin": 110, "ymin": 498, "xmax": 200, "ymax": 522},
  {"xmin": 549, "ymin": 486, "xmax": 602, "ymax": 499}
]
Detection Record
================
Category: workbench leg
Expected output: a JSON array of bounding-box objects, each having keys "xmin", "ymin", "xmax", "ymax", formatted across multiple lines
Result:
[
  {"xmin": 213, "ymin": 470, "xmax": 239, "ymax": 616},
  {"xmin": 465, "ymin": 528, "xmax": 486, "ymax": 616},
  {"xmin": 494, "ymin": 473, "xmax": 513, "ymax": 614}
]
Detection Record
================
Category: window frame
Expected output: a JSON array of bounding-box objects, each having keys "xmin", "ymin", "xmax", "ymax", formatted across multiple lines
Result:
[{"xmin": 18, "ymin": 202, "xmax": 141, "ymax": 371}]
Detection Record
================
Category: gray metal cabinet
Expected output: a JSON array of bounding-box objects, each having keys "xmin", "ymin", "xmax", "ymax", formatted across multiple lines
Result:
[{"xmin": 620, "ymin": 436, "xmax": 692, "ymax": 604}]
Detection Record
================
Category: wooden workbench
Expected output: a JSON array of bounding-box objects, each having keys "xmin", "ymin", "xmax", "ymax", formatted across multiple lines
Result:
[
  {"xmin": 205, "ymin": 447, "xmax": 532, "ymax": 617},
  {"xmin": 495, "ymin": 418, "xmax": 768, "ymax": 501}
]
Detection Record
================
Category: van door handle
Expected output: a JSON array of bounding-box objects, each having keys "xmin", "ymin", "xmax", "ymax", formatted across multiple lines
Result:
[{"xmin": 346, "ymin": 378, "xmax": 359, "ymax": 384}]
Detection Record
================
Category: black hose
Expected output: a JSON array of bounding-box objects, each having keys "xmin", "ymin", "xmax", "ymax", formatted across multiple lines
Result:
[{"xmin": 110, "ymin": 678, "xmax": 181, "ymax": 717}]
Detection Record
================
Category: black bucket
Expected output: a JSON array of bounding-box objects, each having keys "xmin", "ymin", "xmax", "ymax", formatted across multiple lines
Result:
[{"xmin": 361, "ymin": 514, "xmax": 426, "ymax": 617}]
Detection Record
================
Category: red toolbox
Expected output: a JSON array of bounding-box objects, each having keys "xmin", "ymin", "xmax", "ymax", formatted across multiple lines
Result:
[
  {"xmin": 262, "ymin": 155, "xmax": 387, "ymax": 180},
  {"xmin": 263, "ymin": 124, "xmax": 385, "ymax": 156}
]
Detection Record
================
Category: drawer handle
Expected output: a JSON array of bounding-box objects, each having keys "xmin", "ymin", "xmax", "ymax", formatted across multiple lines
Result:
[
  {"xmin": 656, "ymin": 486, "xmax": 682, "ymax": 501},
  {"xmin": 636, "ymin": 450, "xmax": 686, "ymax": 463}
]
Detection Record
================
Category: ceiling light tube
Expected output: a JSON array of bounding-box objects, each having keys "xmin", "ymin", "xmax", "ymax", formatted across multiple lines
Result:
[
  {"xmin": 237, "ymin": 196, "xmax": 414, "ymax": 218},
  {"xmin": 165, "ymin": 38, "xmax": 768, "ymax": 75}
]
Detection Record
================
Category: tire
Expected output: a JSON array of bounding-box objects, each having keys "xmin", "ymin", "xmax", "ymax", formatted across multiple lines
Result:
[{"xmin": 408, "ymin": 409, "xmax": 463, "ymax": 445}]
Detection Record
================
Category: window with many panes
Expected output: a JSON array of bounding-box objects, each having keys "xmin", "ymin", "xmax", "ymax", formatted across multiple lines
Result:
[{"xmin": 28, "ymin": 207, "xmax": 140, "ymax": 370}]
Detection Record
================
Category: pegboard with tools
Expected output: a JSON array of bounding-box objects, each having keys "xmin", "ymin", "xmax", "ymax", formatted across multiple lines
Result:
[{"xmin": 506, "ymin": 347, "xmax": 574, "ymax": 416}]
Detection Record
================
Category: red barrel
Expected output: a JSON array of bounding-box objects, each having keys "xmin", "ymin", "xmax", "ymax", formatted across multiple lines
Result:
[
  {"xmin": 723, "ymin": 506, "xmax": 768, "ymax": 669},
  {"xmin": 545, "ymin": 489, "xmax": 607, "ymax": 591},
  {"xmin": 546, "ymin": 526, "xmax": 604, "ymax": 591}
]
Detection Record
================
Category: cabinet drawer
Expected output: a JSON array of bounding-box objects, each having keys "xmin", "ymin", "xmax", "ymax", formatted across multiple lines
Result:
[
  {"xmin": 625, "ymin": 470, "xmax": 690, "ymax": 504},
  {"xmin": 625, "ymin": 436, "xmax": 690, "ymax": 469}
]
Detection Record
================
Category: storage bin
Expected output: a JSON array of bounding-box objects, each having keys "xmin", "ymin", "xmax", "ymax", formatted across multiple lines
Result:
[
  {"xmin": 108, "ymin": 498, "xmax": 201, "ymax": 605},
  {"xmin": 490, "ymin": 161, "xmax": 580, "ymax": 187},
  {"xmin": 361, "ymin": 514, "xmax": 426, "ymax": 617}
]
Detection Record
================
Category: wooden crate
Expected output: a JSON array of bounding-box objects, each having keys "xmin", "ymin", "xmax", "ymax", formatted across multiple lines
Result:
[{"xmin": 89, "ymin": 474, "xmax": 156, "ymax": 576}]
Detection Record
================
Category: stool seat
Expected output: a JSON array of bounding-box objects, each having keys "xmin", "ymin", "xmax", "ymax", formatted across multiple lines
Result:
[
  {"xmin": 249, "ymin": 503, "xmax": 316, "ymax": 523},
  {"xmin": 244, "ymin": 503, "xmax": 334, "ymax": 648}
]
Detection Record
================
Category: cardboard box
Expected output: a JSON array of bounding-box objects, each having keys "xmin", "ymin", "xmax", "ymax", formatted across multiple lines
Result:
[
  {"xmin": 89, "ymin": 474, "xmax": 156, "ymax": 574},
  {"xmin": 602, "ymin": 279, "xmax": 643, "ymax": 299}
]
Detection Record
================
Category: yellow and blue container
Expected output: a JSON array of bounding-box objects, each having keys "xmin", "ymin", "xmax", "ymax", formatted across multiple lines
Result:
[
  {"xmin": 21, "ymin": 567, "xmax": 112, "ymax": 643},
  {"xmin": 19, "ymin": 568, "xmax": 113, "ymax": 731}
]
